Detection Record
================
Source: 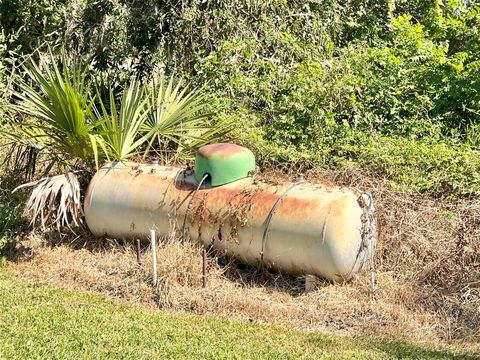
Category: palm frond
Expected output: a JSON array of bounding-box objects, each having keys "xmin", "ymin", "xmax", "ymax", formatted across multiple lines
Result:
[
  {"xmin": 11, "ymin": 49, "xmax": 103, "ymax": 168},
  {"xmin": 13, "ymin": 173, "xmax": 83, "ymax": 231},
  {"xmin": 95, "ymin": 79, "xmax": 151, "ymax": 161},
  {"xmin": 142, "ymin": 75, "xmax": 235, "ymax": 157}
]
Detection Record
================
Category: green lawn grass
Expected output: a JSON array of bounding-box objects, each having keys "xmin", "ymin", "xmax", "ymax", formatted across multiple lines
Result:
[{"xmin": 0, "ymin": 269, "xmax": 477, "ymax": 360}]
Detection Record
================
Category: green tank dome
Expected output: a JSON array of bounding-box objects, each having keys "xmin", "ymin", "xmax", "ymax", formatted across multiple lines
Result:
[{"xmin": 195, "ymin": 143, "xmax": 256, "ymax": 186}]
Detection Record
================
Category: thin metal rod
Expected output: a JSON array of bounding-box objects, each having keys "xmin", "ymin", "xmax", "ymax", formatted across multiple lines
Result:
[
  {"xmin": 202, "ymin": 247, "xmax": 207, "ymax": 288},
  {"xmin": 150, "ymin": 229, "xmax": 157, "ymax": 287},
  {"xmin": 136, "ymin": 239, "xmax": 141, "ymax": 264}
]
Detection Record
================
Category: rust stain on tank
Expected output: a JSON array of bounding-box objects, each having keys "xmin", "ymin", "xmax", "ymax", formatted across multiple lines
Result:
[
  {"xmin": 85, "ymin": 164, "xmax": 374, "ymax": 281},
  {"xmin": 92, "ymin": 170, "xmax": 322, "ymax": 223},
  {"xmin": 327, "ymin": 195, "xmax": 352, "ymax": 219},
  {"xmin": 197, "ymin": 143, "xmax": 247, "ymax": 158},
  {"xmin": 189, "ymin": 185, "xmax": 321, "ymax": 224}
]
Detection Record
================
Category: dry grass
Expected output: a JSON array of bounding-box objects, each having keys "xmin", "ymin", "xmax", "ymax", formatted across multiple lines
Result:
[{"xmin": 6, "ymin": 168, "xmax": 480, "ymax": 350}]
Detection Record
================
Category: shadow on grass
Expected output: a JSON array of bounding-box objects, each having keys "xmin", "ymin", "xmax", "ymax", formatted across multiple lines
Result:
[
  {"xmin": 304, "ymin": 333, "xmax": 479, "ymax": 359},
  {"xmin": 218, "ymin": 254, "xmax": 313, "ymax": 297},
  {"xmin": 369, "ymin": 339, "xmax": 479, "ymax": 359}
]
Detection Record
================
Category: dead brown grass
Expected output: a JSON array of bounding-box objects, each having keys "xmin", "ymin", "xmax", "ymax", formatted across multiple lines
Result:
[{"xmin": 6, "ymin": 168, "xmax": 480, "ymax": 350}]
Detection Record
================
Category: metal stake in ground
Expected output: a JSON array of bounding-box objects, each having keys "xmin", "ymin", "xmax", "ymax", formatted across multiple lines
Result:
[
  {"xmin": 136, "ymin": 239, "xmax": 141, "ymax": 265},
  {"xmin": 150, "ymin": 229, "xmax": 157, "ymax": 287},
  {"xmin": 202, "ymin": 247, "xmax": 207, "ymax": 288}
]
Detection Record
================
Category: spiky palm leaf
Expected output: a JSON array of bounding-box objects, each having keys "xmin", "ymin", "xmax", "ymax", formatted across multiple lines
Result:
[
  {"xmin": 13, "ymin": 173, "xmax": 82, "ymax": 231},
  {"xmin": 142, "ymin": 75, "xmax": 234, "ymax": 157},
  {"xmin": 7, "ymin": 49, "xmax": 105, "ymax": 168},
  {"xmin": 95, "ymin": 79, "xmax": 152, "ymax": 161}
]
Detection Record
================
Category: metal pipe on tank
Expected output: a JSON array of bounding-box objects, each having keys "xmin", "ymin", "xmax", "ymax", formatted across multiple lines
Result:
[{"xmin": 84, "ymin": 162, "xmax": 376, "ymax": 282}]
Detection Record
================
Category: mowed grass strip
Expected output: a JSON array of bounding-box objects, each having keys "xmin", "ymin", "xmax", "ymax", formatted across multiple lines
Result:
[{"xmin": 0, "ymin": 272, "xmax": 476, "ymax": 360}]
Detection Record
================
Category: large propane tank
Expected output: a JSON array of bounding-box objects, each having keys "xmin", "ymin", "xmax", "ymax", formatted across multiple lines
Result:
[{"xmin": 85, "ymin": 168, "xmax": 376, "ymax": 282}]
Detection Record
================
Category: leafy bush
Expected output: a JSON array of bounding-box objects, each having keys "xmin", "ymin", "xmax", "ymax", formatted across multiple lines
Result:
[
  {"xmin": 0, "ymin": 175, "xmax": 23, "ymax": 254},
  {"xmin": 190, "ymin": 5, "xmax": 480, "ymax": 196},
  {"xmin": 0, "ymin": 1, "xmax": 479, "ymax": 197},
  {"xmin": 0, "ymin": 0, "xmax": 65, "ymax": 52},
  {"xmin": 336, "ymin": 133, "xmax": 480, "ymax": 196},
  {"xmin": 0, "ymin": 200, "xmax": 21, "ymax": 237}
]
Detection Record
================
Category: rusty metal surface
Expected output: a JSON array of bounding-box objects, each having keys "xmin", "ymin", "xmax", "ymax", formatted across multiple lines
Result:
[
  {"xmin": 84, "ymin": 162, "xmax": 374, "ymax": 281},
  {"xmin": 197, "ymin": 143, "xmax": 248, "ymax": 158},
  {"xmin": 195, "ymin": 143, "xmax": 256, "ymax": 185}
]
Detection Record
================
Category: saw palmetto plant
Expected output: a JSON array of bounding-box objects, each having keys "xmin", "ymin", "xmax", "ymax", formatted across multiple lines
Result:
[
  {"xmin": 142, "ymin": 75, "xmax": 234, "ymax": 159},
  {"xmin": 1, "ymin": 50, "xmax": 232, "ymax": 231},
  {"xmin": 5, "ymin": 50, "xmax": 104, "ymax": 169},
  {"xmin": 0, "ymin": 51, "xmax": 102, "ymax": 230},
  {"xmin": 94, "ymin": 79, "xmax": 151, "ymax": 162}
]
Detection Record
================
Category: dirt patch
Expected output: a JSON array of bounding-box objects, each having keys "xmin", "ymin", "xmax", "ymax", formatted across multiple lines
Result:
[{"xmin": 6, "ymin": 168, "xmax": 480, "ymax": 350}]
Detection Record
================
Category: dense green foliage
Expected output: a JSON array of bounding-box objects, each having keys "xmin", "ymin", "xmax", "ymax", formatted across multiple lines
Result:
[
  {"xmin": 0, "ymin": 174, "xmax": 23, "ymax": 254},
  {"xmin": 1, "ymin": 1, "xmax": 479, "ymax": 196},
  {"xmin": 0, "ymin": 272, "xmax": 476, "ymax": 359},
  {"xmin": 0, "ymin": 199, "xmax": 21, "ymax": 253}
]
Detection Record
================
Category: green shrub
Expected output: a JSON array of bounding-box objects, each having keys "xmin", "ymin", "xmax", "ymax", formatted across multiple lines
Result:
[
  {"xmin": 1, "ymin": 1, "xmax": 479, "ymax": 197},
  {"xmin": 339, "ymin": 133, "xmax": 480, "ymax": 196},
  {"xmin": 0, "ymin": 200, "xmax": 20, "ymax": 237},
  {"xmin": 192, "ymin": 6, "xmax": 480, "ymax": 197},
  {"xmin": 238, "ymin": 123, "xmax": 480, "ymax": 196},
  {"xmin": 0, "ymin": 172, "xmax": 25, "ymax": 254},
  {"xmin": 0, "ymin": 198, "xmax": 22, "ymax": 255}
]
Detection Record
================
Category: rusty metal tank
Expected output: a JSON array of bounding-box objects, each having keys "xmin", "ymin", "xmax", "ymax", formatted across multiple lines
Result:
[{"xmin": 84, "ymin": 162, "xmax": 376, "ymax": 282}]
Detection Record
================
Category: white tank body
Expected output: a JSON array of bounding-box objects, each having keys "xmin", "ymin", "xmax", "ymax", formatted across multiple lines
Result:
[{"xmin": 84, "ymin": 163, "xmax": 376, "ymax": 282}]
